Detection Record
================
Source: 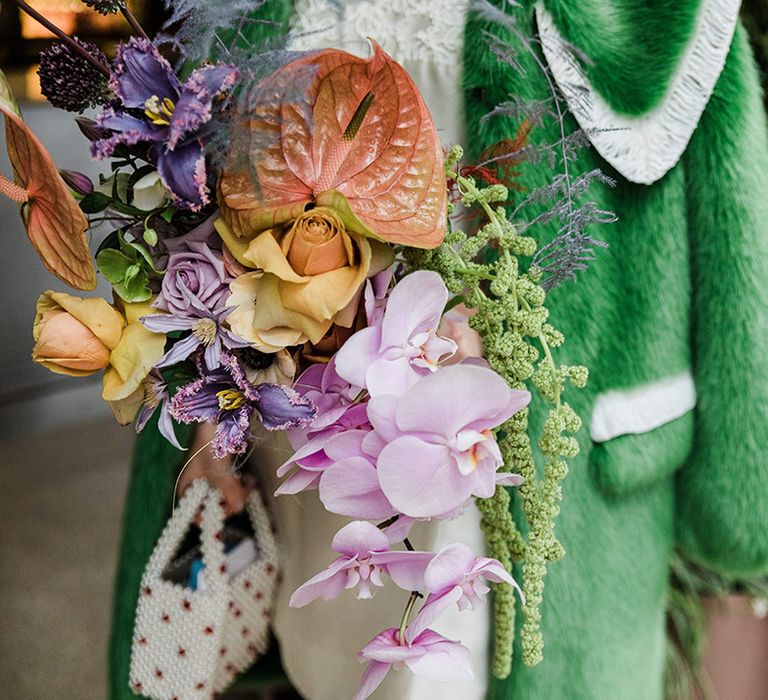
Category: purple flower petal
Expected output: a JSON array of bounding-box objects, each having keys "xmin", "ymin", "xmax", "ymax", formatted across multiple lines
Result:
[
  {"xmin": 157, "ymin": 138, "xmax": 209, "ymax": 211},
  {"xmin": 92, "ymin": 107, "xmax": 165, "ymax": 159},
  {"xmin": 111, "ymin": 38, "xmax": 180, "ymax": 109},
  {"xmin": 423, "ymin": 543, "xmax": 478, "ymax": 594},
  {"xmin": 154, "ymin": 332, "xmax": 201, "ymax": 368},
  {"xmin": 255, "ymin": 383, "xmax": 316, "ymax": 431},
  {"xmin": 168, "ymin": 64, "xmax": 238, "ymax": 149}
]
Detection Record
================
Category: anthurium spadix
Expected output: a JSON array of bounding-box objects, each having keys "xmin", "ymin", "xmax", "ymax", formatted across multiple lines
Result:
[
  {"xmin": 218, "ymin": 41, "xmax": 447, "ymax": 248},
  {"xmin": 0, "ymin": 70, "xmax": 96, "ymax": 290}
]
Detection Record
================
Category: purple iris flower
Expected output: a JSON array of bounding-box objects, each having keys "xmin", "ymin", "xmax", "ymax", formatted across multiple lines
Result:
[
  {"xmin": 134, "ymin": 369, "xmax": 183, "ymax": 450},
  {"xmin": 92, "ymin": 38, "xmax": 238, "ymax": 211},
  {"xmin": 170, "ymin": 353, "xmax": 316, "ymax": 458},
  {"xmin": 142, "ymin": 305, "xmax": 250, "ymax": 370}
]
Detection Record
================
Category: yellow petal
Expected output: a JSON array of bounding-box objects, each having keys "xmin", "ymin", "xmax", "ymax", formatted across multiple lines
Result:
[
  {"xmin": 276, "ymin": 234, "xmax": 372, "ymax": 322},
  {"xmin": 108, "ymin": 386, "xmax": 145, "ymax": 425},
  {"xmin": 102, "ymin": 323, "xmax": 165, "ymax": 402},
  {"xmin": 215, "ymin": 218, "xmax": 257, "ymax": 267}
]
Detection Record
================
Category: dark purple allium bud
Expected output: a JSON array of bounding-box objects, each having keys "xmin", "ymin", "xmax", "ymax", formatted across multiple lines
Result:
[
  {"xmin": 74, "ymin": 116, "xmax": 110, "ymax": 142},
  {"xmin": 38, "ymin": 39, "xmax": 110, "ymax": 112},
  {"xmin": 59, "ymin": 169, "xmax": 93, "ymax": 195},
  {"xmin": 81, "ymin": 0, "xmax": 125, "ymax": 15}
]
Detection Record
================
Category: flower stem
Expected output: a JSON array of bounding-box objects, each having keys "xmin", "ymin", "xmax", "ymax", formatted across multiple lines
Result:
[
  {"xmin": 8, "ymin": 0, "xmax": 111, "ymax": 79},
  {"xmin": 121, "ymin": 5, "xmax": 149, "ymax": 40},
  {"xmin": 0, "ymin": 173, "xmax": 29, "ymax": 203},
  {"xmin": 397, "ymin": 591, "xmax": 420, "ymax": 644}
]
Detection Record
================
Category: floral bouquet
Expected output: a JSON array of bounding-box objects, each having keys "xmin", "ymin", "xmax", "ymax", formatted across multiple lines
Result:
[{"xmin": 3, "ymin": 1, "xmax": 592, "ymax": 697}]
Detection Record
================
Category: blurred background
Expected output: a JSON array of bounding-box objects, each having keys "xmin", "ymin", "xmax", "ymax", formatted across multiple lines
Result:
[{"xmin": 0, "ymin": 1, "xmax": 767, "ymax": 699}]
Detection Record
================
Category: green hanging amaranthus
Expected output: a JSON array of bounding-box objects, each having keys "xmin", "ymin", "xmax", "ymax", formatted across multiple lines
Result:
[{"xmin": 404, "ymin": 145, "xmax": 587, "ymax": 678}]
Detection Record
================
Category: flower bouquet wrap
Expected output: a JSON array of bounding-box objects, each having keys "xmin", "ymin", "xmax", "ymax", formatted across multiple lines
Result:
[{"xmin": 3, "ymin": 1, "xmax": 610, "ymax": 697}]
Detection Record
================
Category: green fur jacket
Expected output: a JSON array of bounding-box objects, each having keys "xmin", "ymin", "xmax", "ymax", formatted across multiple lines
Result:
[{"xmin": 109, "ymin": 1, "xmax": 768, "ymax": 699}]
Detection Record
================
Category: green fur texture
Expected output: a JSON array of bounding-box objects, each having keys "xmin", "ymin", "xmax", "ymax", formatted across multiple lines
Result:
[
  {"xmin": 538, "ymin": 0, "xmax": 702, "ymax": 115},
  {"xmin": 466, "ymin": 3, "xmax": 768, "ymax": 699},
  {"xmin": 676, "ymin": 26, "xmax": 768, "ymax": 578}
]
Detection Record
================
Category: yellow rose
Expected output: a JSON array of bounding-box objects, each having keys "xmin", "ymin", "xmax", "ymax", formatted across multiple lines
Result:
[
  {"xmin": 32, "ymin": 292, "xmax": 166, "ymax": 424},
  {"xmin": 218, "ymin": 207, "xmax": 393, "ymax": 351}
]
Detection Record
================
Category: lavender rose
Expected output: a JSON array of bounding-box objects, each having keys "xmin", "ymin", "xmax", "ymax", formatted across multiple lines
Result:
[{"xmin": 155, "ymin": 241, "xmax": 230, "ymax": 315}]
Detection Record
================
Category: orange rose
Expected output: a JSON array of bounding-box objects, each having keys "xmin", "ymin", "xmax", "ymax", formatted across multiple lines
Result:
[
  {"xmin": 218, "ymin": 208, "xmax": 393, "ymax": 351},
  {"xmin": 32, "ymin": 292, "xmax": 123, "ymax": 376}
]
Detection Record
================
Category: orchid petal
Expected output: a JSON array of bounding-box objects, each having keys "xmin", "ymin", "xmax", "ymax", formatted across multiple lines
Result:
[
  {"xmin": 353, "ymin": 661, "xmax": 391, "ymax": 700},
  {"xmin": 395, "ymin": 364, "xmax": 528, "ymax": 438},
  {"xmin": 424, "ymin": 543, "xmax": 478, "ymax": 594},
  {"xmin": 331, "ymin": 520, "xmax": 389, "ymax": 556},
  {"xmin": 334, "ymin": 325, "xmax": 381, "ymax": 389},
  {"xmin": 319, "ymin": 457, "xmax": 397, "ymax": 519},
  {"xmin": 377, "ymin": 437, "xmax": 471, "ymax": 518},
  {"xmin": 404, "ymin": 633, "xmax": 474, "ymax": 682},
  {"xmin": 288, "ymin": 556, "xmax": 351, "ymax": 608},
  {"xmin": 373, "ymin": 551, "xmax": 434, "ymax": 592},
  {"xmin": 406, "ymin": 586, "xmax": 464, "ymax": 642},
  {"xmin": 379, "ymin": 271, "xmax": 448, "ymax": 349}
]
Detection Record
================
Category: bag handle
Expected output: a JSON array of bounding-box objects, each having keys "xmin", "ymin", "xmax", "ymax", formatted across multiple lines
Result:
[
  {"xmin": 244, "ymin": 488, "xmax": 279, "ymax": 570},
  {"xmin": 196, "ymin": 486, "xmax": 229, "ymax": 593},
  {"xmin": 143, "ymin": 479, "xmax": 211, "ymax": 583}
]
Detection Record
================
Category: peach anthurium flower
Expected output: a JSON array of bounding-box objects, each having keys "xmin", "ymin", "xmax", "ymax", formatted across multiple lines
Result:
[
  {"xmin": 218, "ymin": 42, "xmax": 446, "ymax": 249},
  {"xmin": 0, "ymin": 70, "xmax": 96, "ymax": 290},
  {"xmin": 32, "ymin": 292, "xmax": 166, "ymax": 423},
  {"xmin": 219, "ymin": 209, "xmax": 393, "ymax": 352}
]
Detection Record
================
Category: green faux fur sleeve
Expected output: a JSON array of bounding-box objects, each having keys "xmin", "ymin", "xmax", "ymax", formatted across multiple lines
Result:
[{"xmin": 676, "ymin": 23, "xmax": 768, "ymax": 578}]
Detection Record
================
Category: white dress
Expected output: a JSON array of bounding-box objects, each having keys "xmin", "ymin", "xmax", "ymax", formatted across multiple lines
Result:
[{"xmin": 252, "ymin": 1, "xmax": 489, "ymax": 699}]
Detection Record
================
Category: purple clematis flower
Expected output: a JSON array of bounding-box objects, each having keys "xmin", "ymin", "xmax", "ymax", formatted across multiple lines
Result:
[
  {"xmin": 289, "ymin": 521, "xmax": 433, "ymax": 607},
  {"xmin": 371, "ymin": 364, "xmax": 531, "ymax": 518},
  {"xmin": 354, "ymin": 627, "xmax": 474, "ymax": 700},
  {"xmin": 335, "ymin": 271, "xmax": 457, "ymax": 397},
  {"xmin": 92, "ymin": 38, "xmax": 238, "ymax": 211},
  {"xmin": 142, "ymin": 305, "xmax": 249, "ymax": 370},
  {"xmin": 409, "ymin": 543, "xmax": 522, "ymax": 638},
  {"xmin": 170, "ymin": 353, "xmax": 315, "ymax": 458},
  {"xmin": 134, "ymin": 369, "xmax": 183, "ymax": 450}
]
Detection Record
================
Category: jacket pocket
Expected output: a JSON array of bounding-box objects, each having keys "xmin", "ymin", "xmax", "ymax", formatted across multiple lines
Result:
[{"xmin": 589, "ymin": 373, "xmax": 696, "ymax": 498}]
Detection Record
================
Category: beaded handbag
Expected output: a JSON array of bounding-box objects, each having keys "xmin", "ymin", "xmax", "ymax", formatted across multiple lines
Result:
[{"xmin": 129, "ymin": 480, "xmax": 278, "ymax": 699}]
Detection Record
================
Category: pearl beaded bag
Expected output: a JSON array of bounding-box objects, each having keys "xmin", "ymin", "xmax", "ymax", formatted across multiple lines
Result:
[{"xmin": 129, "ymin": 480, "xmax": 278, "ymax": 699}]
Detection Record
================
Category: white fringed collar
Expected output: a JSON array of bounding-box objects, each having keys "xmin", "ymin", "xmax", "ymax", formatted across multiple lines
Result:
[{"xmin": 535, "ymin": 0, "xmax": 740, "ymax": 185}]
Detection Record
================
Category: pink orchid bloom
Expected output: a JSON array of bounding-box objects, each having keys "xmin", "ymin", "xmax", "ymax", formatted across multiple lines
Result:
[
  {"xmin": 354, "ymin": 627, "xmax": 474, "ymax": 700},
  {"xmin": 276, "ymin": 360, "xmax": 369, "ymax": 495},
  {"xmin": 410, "ymin": 543, "xmax": 523, "ymax": 637},
  {"xmin": 318, "ymin": 430, "xmax": 398, "ymax": 519},
  {"xmin": 289, "ymin": 521, "xmax": 433, "ymax": 607},
  {"xmin": 372, "ymin": 364, "xmax": 531, "ymax": 517},
  {"xmin": 335, "ymin": 271, "xmax": 458, "ymax": 397}
]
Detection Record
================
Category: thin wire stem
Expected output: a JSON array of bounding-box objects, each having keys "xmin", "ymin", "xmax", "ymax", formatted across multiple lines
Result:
[{"xmin": 7, "ymin": 0, "xmax": 111, "ymax": 78}]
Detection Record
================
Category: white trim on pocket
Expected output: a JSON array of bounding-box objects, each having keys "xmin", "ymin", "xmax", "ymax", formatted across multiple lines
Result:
[{"xmin": 590, "ymin": 372, "xmax": 697, "ymax": 443}]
